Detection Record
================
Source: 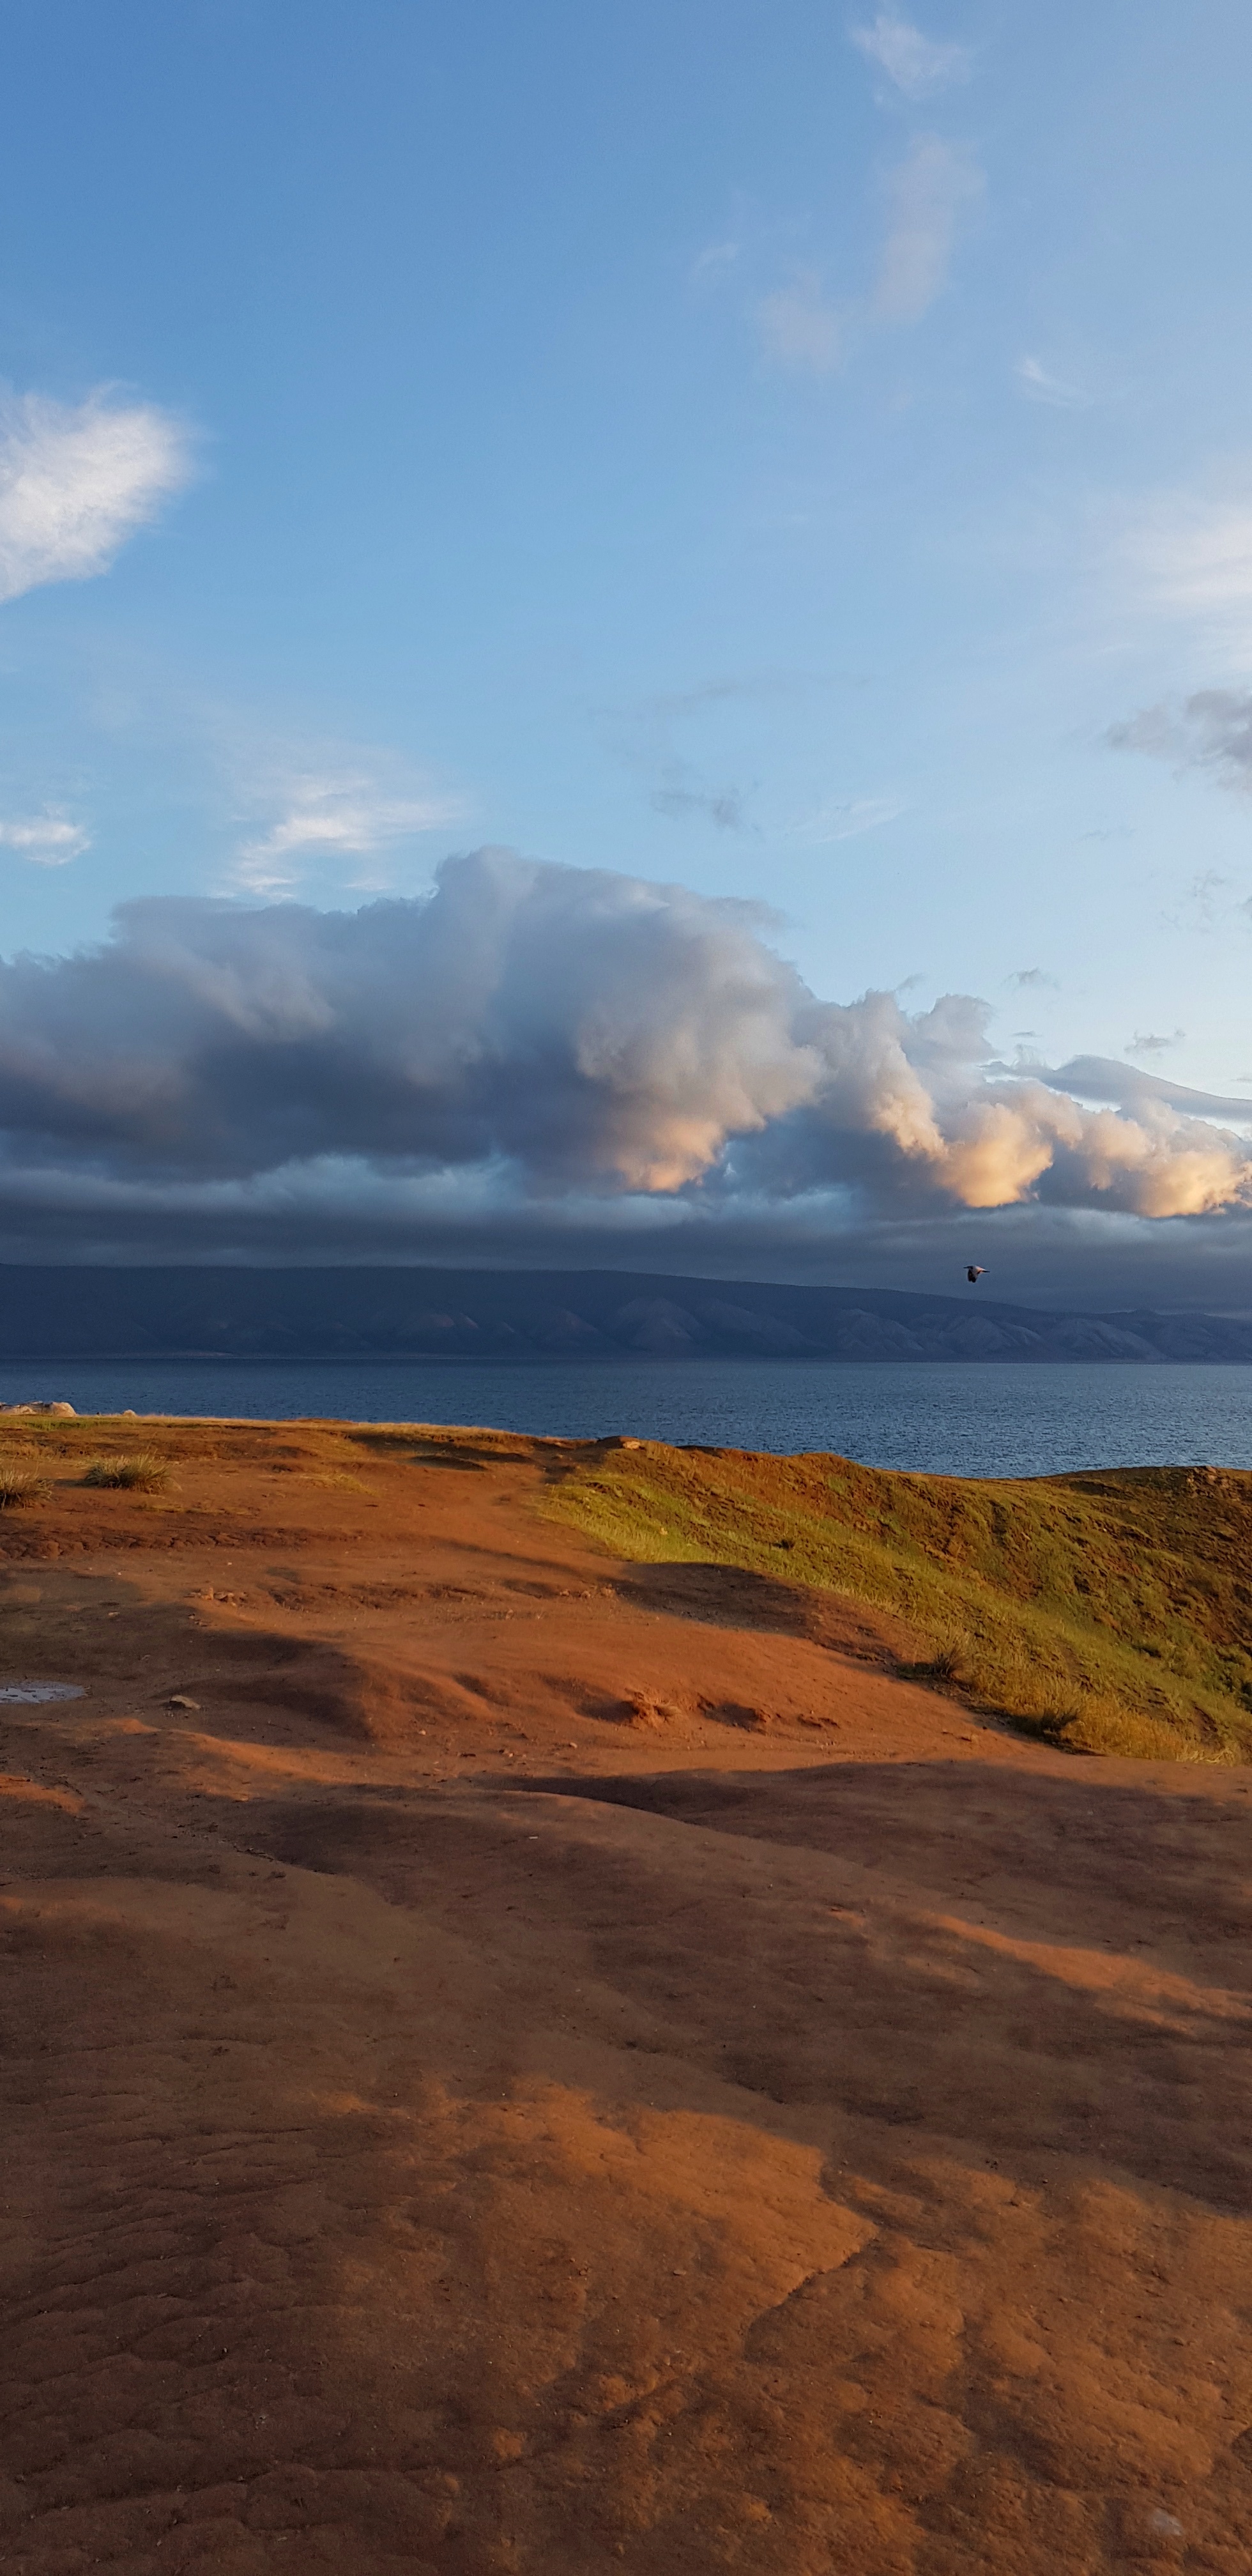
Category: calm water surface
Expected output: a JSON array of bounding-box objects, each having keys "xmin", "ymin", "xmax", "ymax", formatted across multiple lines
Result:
[{"xmin": 1, "ymin": 1355, "xmax": 1251, "ymax": 1478}]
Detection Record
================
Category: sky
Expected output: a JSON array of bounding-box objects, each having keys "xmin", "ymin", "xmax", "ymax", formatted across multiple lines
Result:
[{"xmin": 3, "ymin": 0, "xmax": 1252, "ymax": 1304}]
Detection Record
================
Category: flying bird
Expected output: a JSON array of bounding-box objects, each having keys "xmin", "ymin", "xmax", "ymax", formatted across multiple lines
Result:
[{"xmin": 966, "ymin": 1265, "xmax": 988, "ymax": 1284}]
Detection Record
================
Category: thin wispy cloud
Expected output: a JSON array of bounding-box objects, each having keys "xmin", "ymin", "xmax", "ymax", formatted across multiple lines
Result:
[
  {"xmin": 848, "ymin": 10, "xmax": 972, "ymax": 100},
  {"xmin": 1141, "ymin": 868, "xmax": 1237, "ymax": 938},
  {"xmin": 691, "ymin": 240, "xmax": 740, "ymax": 284},
  {"xmin": 1118, "ymin": 487, "xmax": 1252, "ymax": 657},
  {"xmin": 791, "ymin": 793, "xmax": 905, "ymax": 845},
  {"xmin": 636, "ymin": 677, "xmax": 766, "ymax": 721},
  {"xmin": 0, "ymin": 388, "xmax": 194, "ymax": 606},
  {"xmin": 652, "ymin": 770, "xmax": 751, "ymax": 831},
  {"xmin": 755, "ymin": 272, "xmax": 842, "ymax": 375},
  {"xmin": 0, "ymin": 810, "xmax": 91, "ymax": 864},
  {"xmin": 752, "ymin": 139, "xmax": 981, "ymax": 372},
  {"xmin": 611, "ymin": 673, "xmax": 782, "ymax": 831},
  {"xmin": 1129, "ymin": 1029, "xmax": 1186, "ymax": 1057},
  {"xmin": 1182, "ymin": 870, "xmax": 1232, "ymax": 931},
  {"xmin": 234, "ymin": 771, "xmax": 468, "ymax": 896},
  {"xmin": 874, "ymin": 138, "xmax": 982, "ymax": 324},
  {"xmin": 1017, "ymin": 355, "xmax": 1089, "ymax": 410}
]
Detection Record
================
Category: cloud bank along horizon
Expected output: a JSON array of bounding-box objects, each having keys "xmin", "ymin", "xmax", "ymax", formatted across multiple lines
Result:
[
  {"xmin": 1, "ymin": 848, "xmax": 1249, "ymax": 1278},
  {"xmin": 4, "ymin": 4, "xmax": 1252, "ymax": 1311}
]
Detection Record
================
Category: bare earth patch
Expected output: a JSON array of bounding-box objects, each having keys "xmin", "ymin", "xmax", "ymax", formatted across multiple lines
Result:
[{"xmin": 0, "ymin": 1413, "xmax": 1249, "ymax": 2573}]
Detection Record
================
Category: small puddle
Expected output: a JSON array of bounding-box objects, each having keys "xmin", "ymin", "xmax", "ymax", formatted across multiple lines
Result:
[{"xmin": 0, "ymin": 1682, "xmax": 86, "ymax": 1704}]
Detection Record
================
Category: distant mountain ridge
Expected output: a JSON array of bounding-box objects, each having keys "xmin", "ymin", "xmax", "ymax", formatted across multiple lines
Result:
[{"xmin": 0, "ymin": 1266, "xmax": 1248, "ymax": 1361}]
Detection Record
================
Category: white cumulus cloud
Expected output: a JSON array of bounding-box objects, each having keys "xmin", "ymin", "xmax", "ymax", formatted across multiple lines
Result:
[
  {"xmin": 0, "ymin": 848, "xmax": 1244, "ymax": 1228},
  {"xmin": 849, "ymin": 10, "xmax": 972, "ymax": 99},
  {"xmin": 0, "ymin": 811, "xmax": 91, "ymax": 864},
  {"xmin": 0, "ymin": 388, "xmax": 194, "ymax": 606},
  {"xmin": 874, "ymin": 137, "xmax": 982, "ymax": 323}
]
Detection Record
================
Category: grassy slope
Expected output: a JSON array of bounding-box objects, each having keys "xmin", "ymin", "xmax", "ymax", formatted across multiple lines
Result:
[{"xmin": 546, "ymin": 1444, "xmax": 1252, "ymax": 1762}]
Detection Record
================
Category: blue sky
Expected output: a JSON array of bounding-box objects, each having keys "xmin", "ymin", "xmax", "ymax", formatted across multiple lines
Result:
[{"xmin": 3, "ymin": 0, "xmax": 1252, "ymax": 1298}]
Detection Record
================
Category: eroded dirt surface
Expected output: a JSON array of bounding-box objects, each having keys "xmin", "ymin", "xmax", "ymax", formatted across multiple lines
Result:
[{"xmin": 1, "ymin": 1420, "xmax": 1250, "ymax": 2573}]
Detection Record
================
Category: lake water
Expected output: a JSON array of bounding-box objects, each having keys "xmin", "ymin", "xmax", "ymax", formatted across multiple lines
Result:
[{"xmin": 1, "ymin": 1354, "xmax": 1251, "ymax": 1479}]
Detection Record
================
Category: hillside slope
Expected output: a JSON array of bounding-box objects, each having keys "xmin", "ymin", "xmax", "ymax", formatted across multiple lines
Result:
[
  {"xmin": 549, "ymin": 1443, "xmax": 1252, "ymax": 1761},
  {"xmin": 1, "ymin": 1261, "xmax": 1251, "ymax": 1358}
]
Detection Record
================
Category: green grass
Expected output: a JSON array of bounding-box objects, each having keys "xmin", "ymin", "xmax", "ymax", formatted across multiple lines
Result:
[{"xmin": 544, "ymin": 1442, "xmax": 1252, "ymax": 1763}]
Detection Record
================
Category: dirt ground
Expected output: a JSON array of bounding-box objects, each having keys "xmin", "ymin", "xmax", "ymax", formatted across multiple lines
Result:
[{"xmin": 1, "ymin": 1420, "xmax": 1249, "ymax": 2574}]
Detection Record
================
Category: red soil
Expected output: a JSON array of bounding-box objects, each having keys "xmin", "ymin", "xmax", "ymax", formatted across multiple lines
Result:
[{"xmin": 0, "ymin": 1422, "xmax": 1249, "ymax": 2572}]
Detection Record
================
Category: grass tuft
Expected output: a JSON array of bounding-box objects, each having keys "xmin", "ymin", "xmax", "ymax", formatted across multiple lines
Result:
[
  {"xmin": 544, "ymin": 1445, "xmax": 1252, "ymax": 1765},
  {"xmin": 0, "ymin": 1466, "xmax": 46, "ymax": 1508},
  {"xmin": 82, "ymin": 1452, "xmax": 170, "ymax": 1491}
]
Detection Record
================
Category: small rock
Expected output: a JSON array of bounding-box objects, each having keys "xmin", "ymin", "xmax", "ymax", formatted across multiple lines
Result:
[
  {"xmin": 167, "ymin": 1694, "xmax": 200, "ymax": 1712},
  {"xmin": 0, "ymin": 1681, "xmax": 84, "ymax": 1705},
  {"xmin": 1113, "ymin": 2499, "xmax": 1185, "ymax": 2554}
]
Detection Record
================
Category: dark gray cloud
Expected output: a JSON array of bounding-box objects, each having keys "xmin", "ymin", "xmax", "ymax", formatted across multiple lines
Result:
[
  {"xmin": 609, "ymin": 673, "xmax": 814, "ymax": 834},
  {"xmin": 650, "ymin": 770, "xmax": 751, "ymax": 831},
  {"xmin": 1109, "ymin": 689, "xmax": 1252, "ymax": 788},
  {"xmin": 0, "ymin": 849, "xmax": 1249, "ymax": 1278},
  {"xmin": 0, "ymin": 850, "xmax": 813, "ymax": 1192},
  {"xmin": 0, "ymin": 1176, "xmax": 1248, "ymax": 1317},
  {"xmin": 1128, "ymin": 1029, "xmax": 1185, "ymax": 1059}
]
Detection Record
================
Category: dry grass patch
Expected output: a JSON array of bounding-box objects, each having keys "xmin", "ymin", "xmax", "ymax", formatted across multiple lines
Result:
[
  {"xmin": 0, "ymin": 1467, "xmax": 47, "ymax": 1509},
  {"xmin": 82, "ymin": 1453, "xmax": 170, "ymax": 1492}
]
